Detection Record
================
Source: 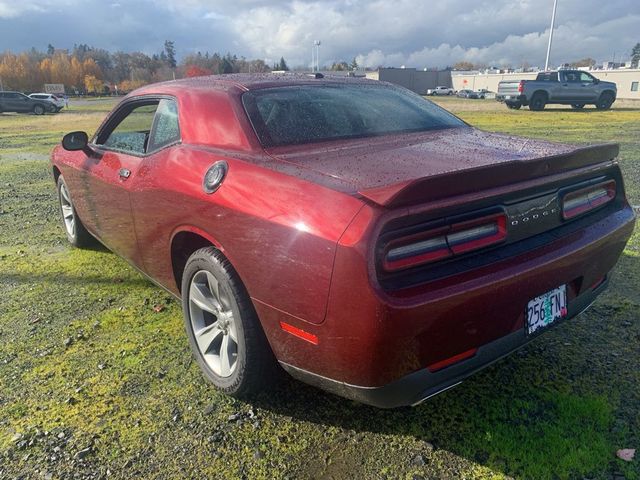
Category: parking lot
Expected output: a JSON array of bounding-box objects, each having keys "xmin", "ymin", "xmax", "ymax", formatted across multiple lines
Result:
[{"xmin": 1, "ymin": 97, "xmax": 638, "ymax": 479}]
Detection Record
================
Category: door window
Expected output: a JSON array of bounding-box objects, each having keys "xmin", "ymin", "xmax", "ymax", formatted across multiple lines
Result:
[
  {"xmin": 148, "ymin": 99, "xmax": 180, "ymax": 151},
  {"xmin": 99, "ymin": 103, "xmax": 159, "ymax": 154},
  {"xmin": 95, "ymin": 98, "xmax": 180, "ymax": 155},
  {"xmin": 578, "ymin": 72, "xmax": 595, "ymax": 83}
]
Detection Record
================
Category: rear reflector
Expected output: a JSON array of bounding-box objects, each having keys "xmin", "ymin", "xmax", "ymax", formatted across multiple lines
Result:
[
  {"xmin": 383, "ymin": 213, "xmax": 507, "ymax": 271},
  {"xmin": 427, "ymin": 348, "xmax": 478, "ymax": 372},
  {"xmin": 562, "ymin": 180, "xmax": 616, "ymax": 220},
  {"xmin": 279, "ymin": 321, "xmax": 319, "ymax": 345}
]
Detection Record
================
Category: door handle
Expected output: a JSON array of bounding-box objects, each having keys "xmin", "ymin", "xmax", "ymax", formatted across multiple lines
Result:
[{"xmin": 119, "ymin": 168, "xmax": 131, "ymax": 179}]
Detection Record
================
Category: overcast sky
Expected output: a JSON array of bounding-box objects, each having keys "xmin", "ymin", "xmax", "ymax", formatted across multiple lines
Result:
[{"xmin": 0, "ymin": 0, "xmax": 638, "ymax": 69}]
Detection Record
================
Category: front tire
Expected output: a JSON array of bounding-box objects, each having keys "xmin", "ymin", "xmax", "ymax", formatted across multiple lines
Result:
[
  {"xmin": 181, "ymin": 247, "xmax": 278, "ymax": 398},
  {"xmin": 57, "ymin": 176, "xmax": 95, "ymax": 248},
  {"xmin": 33, "ymin": 104, "xmax": 45, "ymax": 115},
  {"xmin": 506, "ymin": 102, "xmax": 521, "ymax": 110},
  {"xmin": 595, "ymin": 93, "xmax": 614, "ymax": 110}
]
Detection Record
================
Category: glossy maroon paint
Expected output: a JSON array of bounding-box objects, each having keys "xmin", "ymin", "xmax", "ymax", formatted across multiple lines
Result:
[{"xmin": 51, "ymin": 74, "xmax": 635, "ymax": 397}]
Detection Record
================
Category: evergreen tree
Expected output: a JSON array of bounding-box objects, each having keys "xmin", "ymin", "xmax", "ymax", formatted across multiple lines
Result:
[
  {"xmin": 164, "ymin": 40, "xmax": 177, "ymax": 69},
  {"xmin": 47, "ymin": 44, "xmax": 55, "ymax": 56},
  {"xmin": 631, "ymin": 43, "xmax": 640, "ymax": 68},
  {"xmin": 350, "ymin": 57, "xmax": 358, "ymax": 71},
  {"xmin": 278, "ymin": 57, "xmax": 289, "ymax": 71}
]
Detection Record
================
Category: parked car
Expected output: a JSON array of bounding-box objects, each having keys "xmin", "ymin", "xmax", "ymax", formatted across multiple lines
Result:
[
  {"xmin": 496, "ymin": 70, "xmax": 617, "ymax": 111},
  {"xmin": 51, "ymin": 74, "xmax": 635, "ymax": 408},
  {"xmin": 29, "ymin": 93, "xmax": 65, "ymax": 112},
  {"xmin": 476, "ymin": 89, "xmax": 492, "ymax": 99},
  {"xmin": 0, "ymin": 91, "xmax": 56, "ymax": 115},
  {"xmin": 426, "ymin": 86, "xmax": 455, "ymax": 96},
  {"xmin": 456, "ymin": 89, "xmax": 480, "ymax": 99}
]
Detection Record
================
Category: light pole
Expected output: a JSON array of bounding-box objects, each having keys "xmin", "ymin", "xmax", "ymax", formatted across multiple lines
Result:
[
  {"xmin": 544, "ymin": 0, "xmax": 558, "ymax": 71},
  {"xmin": 314, "ymin": 40, "xmax": 321, "ymax": 72}
]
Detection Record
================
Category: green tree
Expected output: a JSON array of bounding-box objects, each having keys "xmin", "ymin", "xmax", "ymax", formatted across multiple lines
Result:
[
  {"xmin": 278, "ymin": 57, "xmax": 289, "ymax": 71},
  {"xmin": 47, "ymin": 44, "xmax": 55, "ymax": 56},
  {"xmin": 350, "ymin": 57, "xmax": 358, "ymax": 70},
  {"xmin": 631, "ymin": 43, "xmax": 640, "ymax": 68},
  {"xmin": 164, "ymin": 40, "xmax": 177, "ymax": 69}
]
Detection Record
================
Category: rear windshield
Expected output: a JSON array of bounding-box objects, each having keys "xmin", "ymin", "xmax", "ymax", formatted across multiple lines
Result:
[{"xmin": 242, "ymin": 84, "xmax": 465, "ymax": 147}]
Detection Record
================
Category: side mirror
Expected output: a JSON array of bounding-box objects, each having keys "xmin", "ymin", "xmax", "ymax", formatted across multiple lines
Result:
[
  {"xmin": 594, "ymin": 78, "xmax": 600, "ymax": 84},
  {"xmin": 62, "ymin": 131, "xmax": 89, "ymax": 151}
]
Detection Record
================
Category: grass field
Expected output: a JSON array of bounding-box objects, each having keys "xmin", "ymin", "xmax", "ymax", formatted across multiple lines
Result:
[{"xmin": 0, "ymin": 97, "xmax": 638, "ymax": 480}]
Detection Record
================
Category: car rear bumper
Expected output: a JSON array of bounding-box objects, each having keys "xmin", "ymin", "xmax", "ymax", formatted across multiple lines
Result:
[
  {"xmin": 496, "ymin": 94, "xmax": 525, "ymax": 103},
  {"xmin": 280, "ymin": 276, "xmax": 609, "ymax": 408}
]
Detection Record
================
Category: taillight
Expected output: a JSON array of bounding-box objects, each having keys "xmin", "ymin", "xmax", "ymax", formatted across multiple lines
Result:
[
  {"xmin": 562, "ymin": 180, "xmax": 616, "ymax": 220},
  {"xmin": 517, "ymin": 81, "xmax": 524, "ymax": 93},
  {"xmin": 383, "ymin": 213, "xmax": 507, "ymax": 272}
]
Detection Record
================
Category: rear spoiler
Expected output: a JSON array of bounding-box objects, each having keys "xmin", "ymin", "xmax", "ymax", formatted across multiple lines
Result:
[{"xmin": 358, "ymin": 143, "xmax": 619, "ymax": 208}]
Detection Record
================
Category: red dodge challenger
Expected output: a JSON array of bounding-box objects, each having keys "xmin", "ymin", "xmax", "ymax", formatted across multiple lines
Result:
[{"xmin": 51, "ymin": 74, "xmax": 635, "ymax": 407}]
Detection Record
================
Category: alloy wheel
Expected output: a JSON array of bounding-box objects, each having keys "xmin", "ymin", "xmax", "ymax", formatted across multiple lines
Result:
[
  {"xmin": 59, "ymin": 183, "xmax": 76, "ymax": 238},
  {"xmin": 188, "ymin": 270, "xmax": 238, "ymax": 377}
]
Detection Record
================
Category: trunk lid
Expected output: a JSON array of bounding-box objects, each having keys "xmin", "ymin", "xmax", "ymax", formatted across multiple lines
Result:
[{"xmin": 265, "ymin": 127, "xmax": 618, "ymax": 208}]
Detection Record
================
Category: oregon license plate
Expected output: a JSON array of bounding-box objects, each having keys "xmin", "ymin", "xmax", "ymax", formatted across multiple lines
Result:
[{"xmin": 526, "ymin": 285, "xmax": 567, "ymax": 335}]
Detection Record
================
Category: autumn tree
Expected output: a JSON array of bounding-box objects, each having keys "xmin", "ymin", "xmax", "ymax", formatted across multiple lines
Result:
[
  {"xmin": 84, "ymin": 74, "xmax": 103, "ymax": 94},
  {"xmin": 569, "ymin": 58, "xmax": 596, "ymax": 68},
  {"xmin": 185, "ymin": 65, "xmax": 212, "ymax": 77},
  {"xmin": 453, "ymin": 61, "xmax": 475, "ymax": 71}
]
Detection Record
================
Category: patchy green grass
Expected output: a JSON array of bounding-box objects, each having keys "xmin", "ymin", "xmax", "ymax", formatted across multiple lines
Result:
[{"xmin": 0, "ymin": 98, "xmax": 638, "ymax": 480}]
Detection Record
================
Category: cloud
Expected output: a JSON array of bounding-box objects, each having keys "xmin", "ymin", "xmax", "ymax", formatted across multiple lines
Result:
[{"xmin": 0, "ymin": 0, "xmax": 638, "ymax": 68}]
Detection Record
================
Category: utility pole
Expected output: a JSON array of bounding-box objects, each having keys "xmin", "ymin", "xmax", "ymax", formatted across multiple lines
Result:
[{"xmin": 544, "ymin": 0, "xmax": 558, "ymax": 71}]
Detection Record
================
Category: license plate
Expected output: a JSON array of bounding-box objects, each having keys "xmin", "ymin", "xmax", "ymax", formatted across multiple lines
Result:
[
  {"xmin": 504, "ymin": 95, "xmax": 512, "ymax": 99},
  {"xmin": 526, "ymin": 285, "xmax": 567, "ymax": 335}
]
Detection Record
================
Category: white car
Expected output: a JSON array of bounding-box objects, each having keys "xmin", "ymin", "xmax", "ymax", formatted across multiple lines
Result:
[
  {"xmin": 29, "ymin": 93, "xmax": 65, "ymax": 112},
  {"xmin": 426, "ymin": 86, "xmax": 455, "ymax": 96}
]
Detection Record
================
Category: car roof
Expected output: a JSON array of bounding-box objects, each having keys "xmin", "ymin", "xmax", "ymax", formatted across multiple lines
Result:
[{"xmin": 130, "ymin": 73, "xmax": 378, "ymax": 97}]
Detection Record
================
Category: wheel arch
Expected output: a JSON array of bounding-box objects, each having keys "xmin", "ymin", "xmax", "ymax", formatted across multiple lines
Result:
[
  {"xmin": 170, "ymin": 226, "xmax": 229, "ymax": 294},
  {"xmin": 599, "ymin": 89, "xmax": 616, "ymax": 99},
  {"xmin": 52, "ymin": 165, "xmax": 62, "ymax": 183},
  {"xmin": 531, "ymin": 89, "xmax": 548, "ymax": 101}
]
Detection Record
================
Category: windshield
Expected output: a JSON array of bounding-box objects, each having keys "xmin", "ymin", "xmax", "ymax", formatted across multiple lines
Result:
[{"xmin": 242, "ymin": 84, "xmax": 465, "ymax": 147}]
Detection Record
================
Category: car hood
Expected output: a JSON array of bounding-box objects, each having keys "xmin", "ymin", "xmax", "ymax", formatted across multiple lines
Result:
[{"xmin": 264, "ymin": 127, "xmax": 618, "ymax": 207}]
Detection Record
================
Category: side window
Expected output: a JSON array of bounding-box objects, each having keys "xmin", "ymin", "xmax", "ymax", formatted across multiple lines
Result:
[
  {"xmin": 632, "ymin": 82, "xmax": 639, "ymax": 92},
  {"xmin": 99, "ymin": 103, "xmax": 159, "ymax": 154},
  {"xmin": 579, "ymin": 72, "xmax": 594, "ymax": 83},
  {"xmin": 148, "ymin": 99, "xmax": 180, "ymax": 151},
  {"xmin": 564, "ymin": 72, "xmax": 579, "ymax": 83}
]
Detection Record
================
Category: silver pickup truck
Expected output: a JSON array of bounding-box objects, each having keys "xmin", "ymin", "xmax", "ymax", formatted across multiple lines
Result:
[{"xmin": 496, "ymin": 70, "xmax": 617, "ymax": 111}]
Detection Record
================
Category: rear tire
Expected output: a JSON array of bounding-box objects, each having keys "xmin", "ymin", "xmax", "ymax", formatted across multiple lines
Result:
[
  {"xmin": 506, "ymin": 102, "xmax": 521, "ymax": 110},
  {"xmin": 33, "ymin": 104, "xmax": 45, "ymax": 115},
  {"xmin": 181, "ymin": 247, "xmax": 279, "ymax": 398},
  {"xmin": 571, "ymin": 103, "xmax": 585, "ymax": 110},
  {"xmin": 57, "ymin": 176, "xmax": 95, "ymax": 248},
  {"xmin": 529, "ymin": 93, "xmax": 546, "ymax": 111},
  {"xmin": 595, "ymin": 93, "xmax": 614, "ymax": 110}
]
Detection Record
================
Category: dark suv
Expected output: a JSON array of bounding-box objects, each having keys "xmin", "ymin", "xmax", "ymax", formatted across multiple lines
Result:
[{"xmin": 0, "ymin": 91, "xmax": 55, "ymax": 115}]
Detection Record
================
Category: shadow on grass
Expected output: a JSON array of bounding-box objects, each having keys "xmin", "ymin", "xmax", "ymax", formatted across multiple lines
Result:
[{"xmin": 246, "ymin": 250, "xmax": 640, "ymax": 479}]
